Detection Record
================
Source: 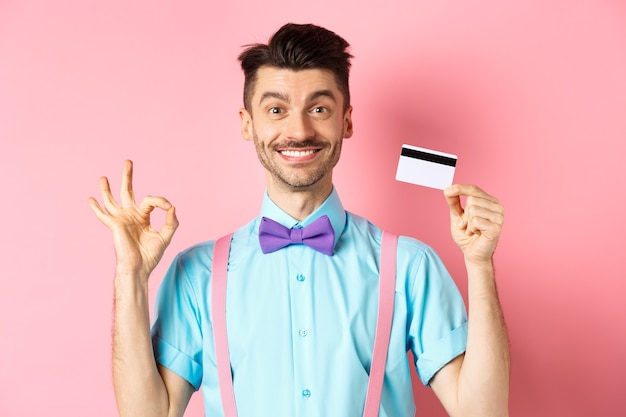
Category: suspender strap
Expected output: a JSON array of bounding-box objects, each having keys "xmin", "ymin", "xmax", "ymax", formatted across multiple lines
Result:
[
  {"xmin": 362, "ymin": 231, "xmax": 398, "ymax": 417},
  {"xmin": 211, "ymin": 231, "xmax": 398, "ymax": 417},
  {"xmin": 212, "ymin": 233, "xmax": 238, "ymax": 417}
]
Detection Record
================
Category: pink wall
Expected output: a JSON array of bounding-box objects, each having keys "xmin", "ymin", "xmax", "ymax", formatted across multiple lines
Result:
[{"xmin": 1, "ymin": 1, "xmax": 625, "ymax": 415}]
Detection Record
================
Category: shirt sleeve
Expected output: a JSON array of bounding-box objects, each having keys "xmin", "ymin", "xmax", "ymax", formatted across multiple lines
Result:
[
  {"xmin": 402, "ymin": 239, "xmax": 468, "ymax": 386},
  {"xmin": 151, "ymin": 252, "xmax": 206, "ymax": 390}
]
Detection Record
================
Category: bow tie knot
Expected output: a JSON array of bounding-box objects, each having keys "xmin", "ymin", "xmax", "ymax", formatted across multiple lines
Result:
[
  {"xmin": 289, "ymin": 227, "xmax": 304, "ymax": 244},
  {"xmin": 258, "ymin": 215, "xmax": 335, "ymax": 256}
]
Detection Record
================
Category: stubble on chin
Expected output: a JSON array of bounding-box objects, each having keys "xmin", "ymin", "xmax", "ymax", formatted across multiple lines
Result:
[{"xmin": 253, "ymin": 136, "xmax": 343, "ymax": 190}]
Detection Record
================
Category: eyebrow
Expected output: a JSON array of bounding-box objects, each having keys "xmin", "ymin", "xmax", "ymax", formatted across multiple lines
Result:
[
  {"xmin": 309, "ymin": 89, "xmax": 337, "ymax": 103},
  {"xmin": 258, "ymin": 89, "xmax": 337, "ymax": 106},
  {"xmin": 258, "ymin": 91, "xmax": 289, "ymax": 106}
]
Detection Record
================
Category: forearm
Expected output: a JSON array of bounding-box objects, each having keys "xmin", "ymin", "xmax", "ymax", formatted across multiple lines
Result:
[
  {"xmin": 112, "ymin": 272, "xmax": 169, "ymax": 417},
  {"xmin": 457, "ymin": 260, "xmax": 510, "ymax": 417}
]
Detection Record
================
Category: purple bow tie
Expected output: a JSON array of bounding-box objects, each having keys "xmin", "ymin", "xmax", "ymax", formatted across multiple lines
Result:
[{"xmin": 258, "ymin": 215, "xmax": 335, "ymax": 256}]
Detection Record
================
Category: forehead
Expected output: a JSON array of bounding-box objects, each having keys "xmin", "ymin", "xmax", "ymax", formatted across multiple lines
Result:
[{"xmin": 251, "ymin": 66, "xmax": 343, "ymax": 104}]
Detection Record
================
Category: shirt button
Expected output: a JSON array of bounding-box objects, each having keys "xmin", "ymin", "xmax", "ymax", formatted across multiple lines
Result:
[
  {"xmin": 298, "ymin": 328, "xmax": 308, "ymax": 337},
  {"xmin": 296, "ymin": 274, "xmax": 306, "ymax": 282},
  {"xmin": 302, "ymin": 389, "xmax": 311, "ymax": 398}
]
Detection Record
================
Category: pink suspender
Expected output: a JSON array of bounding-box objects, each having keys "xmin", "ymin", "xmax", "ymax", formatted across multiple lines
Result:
[
  {"xmin": 212, "ymin": 233, "xmax": 237, "ymax": 417},
  {"xmin": 362, "ymin": 230, "xmax": 398, "ymax": 417},
  {"xmin": 211, "ymin": 231, "xmax": 398, "ymax": 417}
]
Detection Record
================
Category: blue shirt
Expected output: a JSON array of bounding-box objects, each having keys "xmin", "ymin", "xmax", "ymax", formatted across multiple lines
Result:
[{"xmin": 151, "ymin": 188, "xmax": 468, "ymax": 417}]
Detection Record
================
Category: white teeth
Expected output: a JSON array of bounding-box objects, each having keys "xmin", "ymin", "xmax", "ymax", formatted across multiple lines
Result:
[{"xmin": 281, "ymin": 150, "xmax": 316, "ymax": 157}]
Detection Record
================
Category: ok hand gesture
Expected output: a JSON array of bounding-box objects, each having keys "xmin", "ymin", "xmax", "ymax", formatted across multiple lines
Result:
[{"xmin": 88, "ymin": 160, "xmax": 179, "ymax": 280}]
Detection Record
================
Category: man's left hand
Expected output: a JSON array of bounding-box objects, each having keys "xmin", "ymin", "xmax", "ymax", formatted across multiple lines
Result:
[{"xmin": 443, "ymin": 184, "xmax": 505, "ymax": 265}]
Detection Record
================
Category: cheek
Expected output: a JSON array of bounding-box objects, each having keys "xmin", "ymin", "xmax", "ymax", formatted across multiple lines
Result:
[{"xmin": 253, "ymin": 120, "xmax": 282, "ymax": 141}]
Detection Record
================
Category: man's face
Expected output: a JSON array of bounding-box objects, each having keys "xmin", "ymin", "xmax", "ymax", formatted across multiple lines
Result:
[{"xmin": 240, "ymin": 67, "xmax": 353, "ymax": 193}]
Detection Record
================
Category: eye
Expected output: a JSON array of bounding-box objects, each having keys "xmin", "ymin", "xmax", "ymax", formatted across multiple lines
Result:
[
  {"xmin": 312, "ymin": 107, "xmax": 327, "ymax": 113},
  {"xmin": 269, "ymin": 107, "xmax": 283, "ymax": 114}
]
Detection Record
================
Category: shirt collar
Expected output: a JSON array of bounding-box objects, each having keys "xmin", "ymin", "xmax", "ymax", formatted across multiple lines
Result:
[{"xmin": 259, "ymin": 187, "xmax": 347, "ymax": 249}]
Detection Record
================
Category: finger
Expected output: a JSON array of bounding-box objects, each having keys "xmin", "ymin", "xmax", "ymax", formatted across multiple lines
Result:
[
  {"xmin": 138, "ymin": 195, "xmax": 172, "ymax": 214},
  {"xmin": 443, "ymin": 191, "xmax": 464, "ymax": 218},
  {"xmin": 464, "ymin": 200, "xmax": 505, "ymax": 226},
  {"xmin": 443, "ymin": 190, "xmax": 468, "ymax": 234},
  {"xmin": 464, "ymin": 193, "xmax": 505, "ymax": 217},
  {"xmin": 160, "ymin": 206, "xmax": 179, "ymax": 243},
  {"xmin": 464, "ymin": 195, "xmax": 504, "ymax": 235},
  {"xmin": 120, "ymin": 160, "xmax": 136, "ymax": 208},
  {"xmin": 99, "ymin": 176, "xmax": 121, "ymax": 214},
  {"xmin": 466, "ymin": 215, "xmax": 503, "ymax": 240},
  {"xmin": 445, "ymin": 184, "xmax": 504, "ymax": 230},
  {"xmin": 87, "ymin": 196, "xmax": 113, "ymax": 227},
  {"xmin": 138, "ymin": 196, "xmax": 179, "ymax": 244},
  {"xmin": 444, "ymin": 184, "xmax": 499, "ymax": 204}
]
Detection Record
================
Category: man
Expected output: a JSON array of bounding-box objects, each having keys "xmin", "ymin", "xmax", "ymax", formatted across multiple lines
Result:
[{"xmin": 88, "ymin": 23, "xmax": 509, "ymax": 417}]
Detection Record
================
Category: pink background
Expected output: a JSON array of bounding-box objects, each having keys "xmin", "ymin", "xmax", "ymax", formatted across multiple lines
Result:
[{"xmin": 1, "ymin": 1, "xmax": 625, "ymax": 415}]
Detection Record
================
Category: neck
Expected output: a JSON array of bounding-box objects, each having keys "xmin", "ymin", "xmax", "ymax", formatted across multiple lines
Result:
[{"xmin": 266, "ymin": 179, "xmax": 333, "ymax": 221}]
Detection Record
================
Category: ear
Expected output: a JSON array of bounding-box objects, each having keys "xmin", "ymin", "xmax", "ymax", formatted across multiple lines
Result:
[
  {"xmin": 239, "ymin": 108, "xmax": 254, "ymax": 141},
  {"xmin": 343, "ymin": 106, "xmax": 354, "ymax": 139}
]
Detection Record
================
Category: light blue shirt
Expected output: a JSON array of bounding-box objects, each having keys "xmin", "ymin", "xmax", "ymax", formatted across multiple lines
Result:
[{"xmin": 152, "ymin": 188, "xmax": 468, "ymax": 417}]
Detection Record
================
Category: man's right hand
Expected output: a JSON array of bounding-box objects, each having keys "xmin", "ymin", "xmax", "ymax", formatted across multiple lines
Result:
[
  {"xmin": 89, "ymin": 160, "xmax": 189, "ymax": 416},
  {"xmin": 88, "ymin": 160, "xmax": 179, "ymax": 279}
]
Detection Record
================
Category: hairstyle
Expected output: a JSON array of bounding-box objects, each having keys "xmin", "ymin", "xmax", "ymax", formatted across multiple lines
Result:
[{"xmin": 238, "ymin": 23, "xmax": 353, "ymax": 112}]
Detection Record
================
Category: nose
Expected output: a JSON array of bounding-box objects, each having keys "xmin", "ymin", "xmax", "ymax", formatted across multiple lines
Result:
[{"xmin": 284, "ymin": 112, "xmax": 314, "ymax": 141}]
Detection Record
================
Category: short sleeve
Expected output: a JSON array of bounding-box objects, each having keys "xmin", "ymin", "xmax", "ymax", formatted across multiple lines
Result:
[
  {"xmin": 151, "ymin": 253, "xmax": 205, "ymax": 390},
  {"xmin": 403, "ymin": 241, "xmax": 468, "ymax": 386}
]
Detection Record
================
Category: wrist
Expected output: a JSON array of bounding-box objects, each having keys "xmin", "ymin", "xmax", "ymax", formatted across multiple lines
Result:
[
  {"xmin": 464, "ymin": 256, "xmax": 494, "ymax": 269},
  {"xmin": 114, "ymin": 269, "xmax": 150, "ymax": 297},
  {"xmin": 464, "ymin": 257, "xmax": 501, "ymax": 302},
  {"xmin": 114, "ymin": 260, "xmax": 151, "ymax": 280}
]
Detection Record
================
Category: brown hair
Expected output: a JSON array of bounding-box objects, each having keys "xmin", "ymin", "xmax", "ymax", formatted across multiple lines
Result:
[{"xmin": 238, "ymin": 23, "xmax": 353, "ymax": 112}]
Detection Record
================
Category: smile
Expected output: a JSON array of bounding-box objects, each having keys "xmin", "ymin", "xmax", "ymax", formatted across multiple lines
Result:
[{"xmin": 280, "ymin": 149, "xmax": 317, "ymax": 157}]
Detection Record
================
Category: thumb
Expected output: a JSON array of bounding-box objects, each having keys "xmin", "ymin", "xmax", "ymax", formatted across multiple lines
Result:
[
  {"xmin": 160, "ymin": 205, "xmax": 179, "ymax": 243},
  {"xmin": 443, "ymin": 187, "xmax": 465, "ymax": 228}
]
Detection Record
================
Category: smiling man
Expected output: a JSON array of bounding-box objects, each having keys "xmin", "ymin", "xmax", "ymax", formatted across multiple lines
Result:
[
  {"xmin": 240, "ymin": 66, "xmax": 353, "ymax": 219},
  {"xmin": 89, "ymin": 23, "xmax": 509, "ymax": 417}
]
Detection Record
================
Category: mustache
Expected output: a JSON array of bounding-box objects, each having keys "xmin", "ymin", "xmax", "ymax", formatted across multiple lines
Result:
[{"xmin": 273, "ymin": 140, "xmax": 326, "ymax": 149}]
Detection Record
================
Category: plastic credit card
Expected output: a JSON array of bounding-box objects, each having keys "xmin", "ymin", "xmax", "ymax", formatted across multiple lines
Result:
[{"xmin": 395, "ymin": 144, "xmax": 457, "ymax": 190}]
